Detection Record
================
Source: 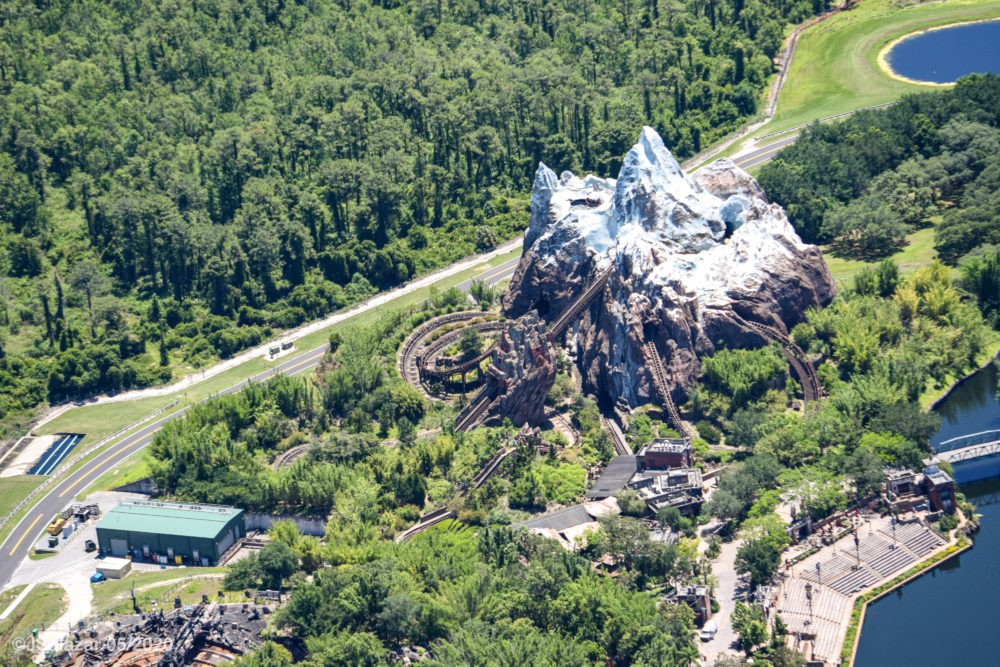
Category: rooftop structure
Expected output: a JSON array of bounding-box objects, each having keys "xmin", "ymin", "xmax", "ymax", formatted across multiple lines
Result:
[
  {"xmin": 674, "ymin": 585, "xmax": 712, "ymax": 624},
  {"xmin": 586, "ymin": 455, "xmax": 640, "ymax": 499},
  {"xmin": 924, "ymin": 465, "xmax": 955, "ymax": 512},
  {"xmin": 515, "ymin": 498, "xmax": 620, "ymax": 550},
  {"xmin": 886, "ymin": 467, "xmax": 919, "ymax": 497},
  {"xmin": 638, "ymin": 437, "xmax": 692, "ymax": 470},
  {"xmin": 96, "ymin": 500, "xmax": 245, "ymax": 565},
  {"xmin": 630, "ymin": 466, "xmax": 704, "ymax": 515}
]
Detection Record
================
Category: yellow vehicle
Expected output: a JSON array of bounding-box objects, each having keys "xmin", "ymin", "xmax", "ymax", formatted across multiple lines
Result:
[{"xmin": 47, "ymin": 517, "xmax": 66, "ymax": 536}]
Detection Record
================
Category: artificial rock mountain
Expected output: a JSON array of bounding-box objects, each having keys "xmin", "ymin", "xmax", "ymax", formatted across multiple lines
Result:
[{"xmin": 487, "ymin": 127, "xmax": 836, "ymax": 427}]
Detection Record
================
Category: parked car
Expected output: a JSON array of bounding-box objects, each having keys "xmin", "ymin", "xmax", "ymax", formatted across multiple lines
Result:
[
  {"xmin": 699, "ymin": 620, "xmax": 718, "ymax": 641},
  {"xmin": 84, "ymin": 540, "xmax": 97, "ymax": 552},
  {"xmin": 89, "ymin": 572, "xmax": 104, "ymax": 583}
]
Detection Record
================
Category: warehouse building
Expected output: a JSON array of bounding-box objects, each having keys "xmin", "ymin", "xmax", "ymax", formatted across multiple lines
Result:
[{"xmin": 96, "ymin": 500, "xmax": 245, "ymax": 566}]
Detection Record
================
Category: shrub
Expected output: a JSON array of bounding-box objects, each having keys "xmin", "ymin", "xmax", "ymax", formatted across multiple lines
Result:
[
  {"xmin": 696, "ymin": 420, "xmax": 721, "ymax": 444},
  {"xmin": 938, "ymin": 513, "xmax": 959, "ymax": 533},
  {"xmin": 690, "ymin": 437, "xmax": 710, "ymax": 458}
]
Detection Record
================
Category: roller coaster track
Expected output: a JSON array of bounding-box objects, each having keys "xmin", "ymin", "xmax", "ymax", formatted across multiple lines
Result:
[
  {"xmin": 733, "ymin": 315, "xmax": 822, "ymax": 403},
  {"xmin": 273, "ymin": 444, "xmax": 310, "ymax": 470},
  {"xmin": 600, "ymin": 414, "xmax": 632, "ymax": 456},
  {"xmin": 398, "ymin": 311, "xmax": 494, "ymax": 387},
  {"xmin": 418, "ymin": 322, "xmax": 506, "ymax": 380},
  {"xmin": 471, "ymin": 446, "xmax": 517, "ymax": 489},
  {"xmin": 397, "ymin": 444, "xmax": 516, "ymax": 542},
  {"xmin": 396, "ymin": 506, "xmax": 456, "ymax": 542},
  {"xmin": 548, "ymin": 267, "xmax": 615, "ymax": 339},
  {"xmin": 454, "ymin": 384, "xmax": 497, "ymax": 432},
  {"xmin": 273, "ymin": 428, "xmax": 446, "ymax": 469},
  {"xmin": 642, "ymin": 341, "xmax": 696, "ymax": 439},
  {"xmin": 550, "ymin": 411, "xmax": 581, "ymax": 448}
]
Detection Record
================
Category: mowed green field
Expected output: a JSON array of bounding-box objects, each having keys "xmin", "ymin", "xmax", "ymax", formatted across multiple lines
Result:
[
  {"xmin": 821, "ymin": 226, "xmax": 943, "ymax": 285},
  {"xmin": 769, "ymin": 0, "xmax": 1000, "ymax": 134}
]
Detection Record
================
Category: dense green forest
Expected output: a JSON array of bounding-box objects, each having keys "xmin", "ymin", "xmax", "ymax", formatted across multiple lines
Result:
[
  {"xmin": 0, "ymin": 0, "xmax": 830, "ymax": 437},
  {"xmin": 226, "ymin": 522, "xmax": 701, "ymax": 666},
  {"xmin": 758, "ymin": 74, "xmax": 1000, "ymax": 265}
]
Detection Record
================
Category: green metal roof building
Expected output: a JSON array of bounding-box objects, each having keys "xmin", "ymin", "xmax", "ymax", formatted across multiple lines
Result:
[{"xmin": 96, "ymin": 500, "xmax": 245, "ymax": 565}]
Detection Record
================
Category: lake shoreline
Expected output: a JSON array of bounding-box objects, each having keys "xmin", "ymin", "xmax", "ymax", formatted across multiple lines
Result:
[
  {"xmin": 846, "ymin": 534, "xmax": 972, "ymax": 666},
  {"xmin": 876, "ymin": 16, "xmax": 1000, "ymax": 86},
  {"xmin": 926, "ymin": 346, "xmax": 1000, "ymax": 412}
]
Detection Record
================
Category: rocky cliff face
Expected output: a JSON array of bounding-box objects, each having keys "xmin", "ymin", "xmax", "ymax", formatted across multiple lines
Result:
[
  {"xmin": 499, "ymin": 127, "xmax": 836, "ymax": 415},
  {"xmin": 486, "ymin": 310, "xmax": 556, "ymax": 427}
]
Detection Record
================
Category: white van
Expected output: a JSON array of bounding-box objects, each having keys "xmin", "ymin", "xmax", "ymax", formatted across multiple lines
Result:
[{"xmin": 699, "ymin": 620, "xmax": 718, "ymax": 641}]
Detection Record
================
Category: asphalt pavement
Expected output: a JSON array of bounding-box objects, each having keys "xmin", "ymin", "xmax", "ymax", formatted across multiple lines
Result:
[
  {"xmin": 0, "ymin": 257, "xmax": 521, "ymax": 589},
  {"xmin": 732, "ymin": 133, "xmax": 799, "ymax": 170}
]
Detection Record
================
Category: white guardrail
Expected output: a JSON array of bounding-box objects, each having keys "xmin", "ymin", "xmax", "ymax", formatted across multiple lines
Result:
[{"xmin": 0, "ymin": 400, "xmax": 180, "ymax": 534}]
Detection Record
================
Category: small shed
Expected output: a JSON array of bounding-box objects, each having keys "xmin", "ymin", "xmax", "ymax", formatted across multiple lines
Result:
[{"xmin": 96, "ymin": 557, "xmax": 133, "ymax": 579}]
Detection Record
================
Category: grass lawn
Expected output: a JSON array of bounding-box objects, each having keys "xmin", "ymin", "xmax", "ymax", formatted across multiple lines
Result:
[
  {"xmin": 820, "ymin": 226, "xmax": 942, "ymax": 286},
  {"xmin": 91, "ymin": 568, "xmax": 230, "ymax": 615},
  {"xmin": 767, "ymin": 0, "xmax": 1000, "ymax": 135},
  {"xmin": 0, "ymin": 585, "xmax": 24, "ymax": 608},
  {"xmin": 76, "ymin": 459, "xmax": 151, "ymax": 501},
  {"xmin": 692, "ymin": 0, "xmax": 1000, "ymax": 170},
  {"xmin": 0, "ymin": 583, "xmax": 67, "ymax": 645},
  {"xmin": 37, "ymin": 395, "xmax": 179, "ymax": 442},
  {"xmin": 0, "ymin": 476, "xmax": 45, "ymax": 520}
]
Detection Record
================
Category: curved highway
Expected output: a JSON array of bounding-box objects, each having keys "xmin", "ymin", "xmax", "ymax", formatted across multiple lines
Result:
[{"xmin": 0, "ymin": 256, "xmax": 520, "ymax": 588}]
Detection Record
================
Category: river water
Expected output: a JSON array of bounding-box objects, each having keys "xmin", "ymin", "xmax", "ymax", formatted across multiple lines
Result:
[
  {"xmin": 854, "ymin": 362, "xmax": 1000, "ymax": 666},
  {"xmin": 887, "ymin": 19, "xmax": 1000, "ymax": 84}
]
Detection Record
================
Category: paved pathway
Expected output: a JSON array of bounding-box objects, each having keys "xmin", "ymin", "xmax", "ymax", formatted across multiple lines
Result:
[{"xmin": 701, "ymin": 537, "xmax": 743, "ymax": 664}]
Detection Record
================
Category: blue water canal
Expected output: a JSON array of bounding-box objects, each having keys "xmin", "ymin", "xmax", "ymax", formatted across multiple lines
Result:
[
  {"xmin": 887, "ymin": 19, "xmax": 1000, "ymax": 84},
  {"xmin": 931, "ymin": 361, "xmax": 1000, "ymax": 448},
  {"xmin": 854, "ymin": 362, "xmax": 1000, "ymax": 666}
]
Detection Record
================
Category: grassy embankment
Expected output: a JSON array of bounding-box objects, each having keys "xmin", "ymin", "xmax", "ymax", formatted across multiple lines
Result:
[
  {"xmin": 705, "ymin": 0, "xmax": 1000, "ymax": 169},
  {"xmin": 0, "ymin": 583, "xmax": 67, "ymax": 646},
  {"xmin": 90, "ymin": 568, "xmax": 234, "ymax": 616},
  {"xmin": 767, "ymin": 0, "xmax": 1000, "ymax": 135}
]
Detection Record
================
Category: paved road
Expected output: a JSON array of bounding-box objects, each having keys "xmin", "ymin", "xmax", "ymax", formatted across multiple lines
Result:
[
  {"xmin": 732, "ymin": 133, "xmax": 799, "ymax": 170},
  {"xmin": 455, "ymin": 256, "xmax": 520, "ymax": 291},
  {"xmin": 0, "ymin": 258, "xmax": 521, "ymax": 589}
]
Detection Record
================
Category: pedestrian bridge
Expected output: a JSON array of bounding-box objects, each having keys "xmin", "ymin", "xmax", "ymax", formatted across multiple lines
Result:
[
  {"xmin": 935, "ymin": 429, "xmax": 1000, "ymax": 454},
  {"xmin": 928, "ymin": 430, "xmax": 1000, "ymax": 483},
  {"xmin": 932, "ymin": 430, "xmax": 1000, "ymax": 464}
]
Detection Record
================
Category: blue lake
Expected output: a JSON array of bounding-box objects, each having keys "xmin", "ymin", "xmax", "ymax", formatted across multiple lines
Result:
[{"xmin": 888, "ymin": 20, "xmax": 1000, "ymax": 84}]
